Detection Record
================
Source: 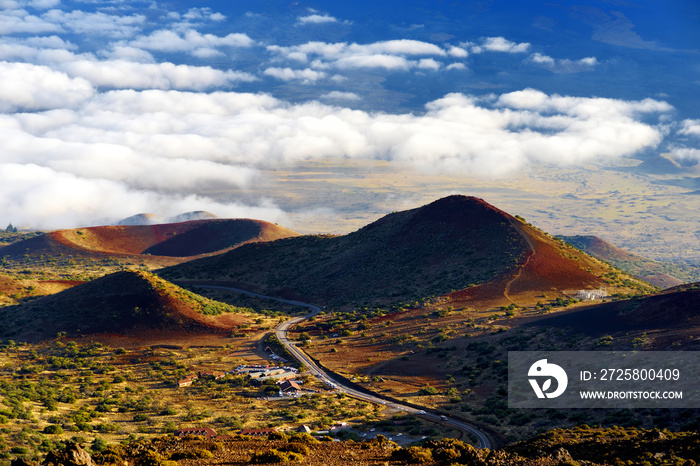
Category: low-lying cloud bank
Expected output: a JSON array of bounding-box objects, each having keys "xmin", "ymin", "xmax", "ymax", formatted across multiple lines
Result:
[
  {"xmin": 0, "ymin": 2, "xmax": 687, "ymax": 230},
  {"xmin": 0, "ymin": 83, "xmax": 673, "ymax": 229}
]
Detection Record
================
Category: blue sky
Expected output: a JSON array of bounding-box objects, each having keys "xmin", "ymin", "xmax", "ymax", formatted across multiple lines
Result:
[{"xmin": 1, "ymin": 0, "xmax": 699, "ymax": 232}]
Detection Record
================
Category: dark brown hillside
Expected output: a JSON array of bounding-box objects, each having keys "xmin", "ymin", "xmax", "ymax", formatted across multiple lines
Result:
[
  {"xmin": 162, "ymin": 195, "xmax": 651, "ymax": 307},
  {"xmin": 51, "ymin": 219, "xmax": 299, "ymax": 257},
  {"xmin": 0, "ymin": 270, "xmax": 252, "ymax": 342},
  {"xmin": 559, "ymin": 235, "xmax": 688, "ymax": 288},
  {"xmin": 376, "ymin": 200, "xmax": 653, "ymax": 310},
  {"xmin": 522, "ymin": 283, "xmax": 700, "ymax": 337},
  {"xmin": 162, "ymin": 196, "xmax": 529, "ymax": 305}
]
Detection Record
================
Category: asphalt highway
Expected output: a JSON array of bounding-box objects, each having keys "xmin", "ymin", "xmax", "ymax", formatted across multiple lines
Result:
[{"xmin": 195, "ymin": 284, "xmax": 492, "ymax": 449}]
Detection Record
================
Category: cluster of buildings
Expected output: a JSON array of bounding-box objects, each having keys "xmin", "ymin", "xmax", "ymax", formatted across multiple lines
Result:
[
  {"xmin": 177, "ymin": 365, "xmax": 306, "ymax": 395},
  {"xmin": 576, "ymin": 288, "xmax": 608, "ymax": 300},
  {"xmin": 174, "ymin": 422, "xmax": 349, "ymax": 439},
  {"xmin": 234, "ymin": 365, "xmax": 299, "ymax": 385}
]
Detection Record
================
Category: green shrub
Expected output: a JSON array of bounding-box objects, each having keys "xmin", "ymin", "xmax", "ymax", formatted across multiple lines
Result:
[
  {"xmin": 281, "ymin": 443, "xmax": 310, "ymax": 455},
  {"xmin": 392, "ymin": 446, "xmax": 433, "ymax": 464},
  {"xmin": 162, "ymin": 421, "xmax": 177, "ymax": 433},
  {"xmin": 134, "ymin": 449, "xmax": 177, "ymax": 466},
  {"xmin": 267, "ymin": 431, "xmax": 288, "ymax": 441},
  {"xmin": 419, "ymin": 384, "xmax": 438, "ymax": 395},
  {"xmin": 43, "ymin": 424, "xmax": 64, "ymax": 434},
  {"xmin": 91, "ymin": 437, "xmax": 108, "ymax": 453},
  {"xmin": 289, "ymin": 433, "xmax": 320, "ymax": 444}
]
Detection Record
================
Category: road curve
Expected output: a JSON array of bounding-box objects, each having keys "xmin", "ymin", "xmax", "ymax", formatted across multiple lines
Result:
[{"xmin": 193, "ymin": 284, "xmax": 492, "ymax": 449}]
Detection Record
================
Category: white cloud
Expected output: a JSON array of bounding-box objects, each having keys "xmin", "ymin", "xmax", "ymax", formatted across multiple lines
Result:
[
  {"xmin": 56, "ymin": 58, "xmax": 256, "ymax": 90},
  {"xmin": 417, "ymin": 58, "xmax": 441, "ymax": 70},
  {"xmin": 463, "ymin": 37, "xmax": 530, "ymax": 54},
  {"xmin": 0, "ymin": 163, "xmax": 286, "ymax": 230},
  {"xmin": 268, "ymin": 40, "xmax": 447, "ymax": 72},
  {"xmin": 528, "ymin": 53, "xmax": 598, "ymax": 73},
  {"xmin": 24, "ymin": 35, "xmax": 74, "ymax": 49},
  {"xmin": 320, "ymin": 91, "xmax": 361, "ymax": 102},
  {"xmin": 447, "ymin": 46, "xmax": 468, "ymax": 58},
  {"xmin": 446, "ymin": 63, "xmax": 467, "ymax": 71},
  {"xmin": 671, "ymin": 120, "xmax": 700, "ymax": 164},
  {"xmin": 481, "ymin": 36, "xmax": 531, "ymax": 53},
  {"xmin": 26, "ymin": 0, "xmax": 60, "ymax": 8},
  {"xmin": 668, "ymin": 147, "xmax": 700, "ymax": 164},
  {"xmin": 268, "ymin": 40, "xmax": 446, "ymax": 61},
  {"xmin": 263, "ymin": 67, "xmax": 326, "ymax": 83},
  {"xmin": 495, "ymin": 88, "xmax": 671, "ymax": 116},
  {"xmin": 0, "ymin": 87, "xmax": 673, "ymax": 229},
  {"xmin": 128, "ymin": 29, "xmax": 254, "ymax": 55},
  {"xmin": 0, "ymin": 61, "xmax": 94, "ymax": 111},
  {"xmin": 101, "ymin": 45, "xmax": 155, "ymax": 62},
  {"xmin": 264, "ymin": 37, "xmax": 527, "ymax": 74},
  {"xmin": 180, "ymin": 7, "xmax": 226, "ymax": 23},
  {"xmin": 678, "ymin": 119, "xmax": 700, "ymax": 137},
  {"xmin": 529, "ymin": 53, "xmax": 555, "ymax": 66},
  {"xmin": 353, "ymin": 40, "xmax": 446, "ymax": 56},
  {"xmin": 0, "ymin": 8, "xmax": 62, "ymax": 34},
  {"xmin": 41, "ymin": 9, "xmax": 146, "ymax": 39},
  {"xmin": 297, "ymin": 14, "xmax": 338, "ymax": 24},
  {"xmin": 0, "ymin": 4, "xmax": 684, "ymax": 230},
  {"xmin": 334, "ymin": 54, "xmax": 411, "ymax": 70}
]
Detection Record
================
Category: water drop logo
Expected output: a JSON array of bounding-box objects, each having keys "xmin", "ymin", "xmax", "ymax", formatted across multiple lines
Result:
[{"xmin": 528, "ymin": 359, "xmax": 568, "ymax": 399}]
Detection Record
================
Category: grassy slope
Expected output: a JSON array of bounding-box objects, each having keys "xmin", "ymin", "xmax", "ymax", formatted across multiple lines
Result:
[
  {"xmin": 164, "ymin": 197, "xmax": 655, "ymax": 310},
  {"xmin": 161, "ymin": 196, "xmax": 531, "ymax": 306},
  {"xmin": 293, "ymin": 284, "xmax": 700, "ymax": 442},
  {"xmin": 0, "ymin": 270, "xmax": 252, "ymax": 341},
  {"xmin": 0, "ymin": 219, "xmax": 300, "ymax": 283}
]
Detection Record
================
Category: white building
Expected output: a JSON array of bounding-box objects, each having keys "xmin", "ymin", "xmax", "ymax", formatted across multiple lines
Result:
[{"xmin": 576, "ymin": 288, "xmax": 608, "ymax": 300}]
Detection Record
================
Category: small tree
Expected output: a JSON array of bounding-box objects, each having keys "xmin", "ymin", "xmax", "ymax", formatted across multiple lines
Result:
[
  {"xmin": 91, "ymin": 437, "xmax": 108, "ymax": 453},
  {"xmin": 419, "ymin": 384, "xmax": 438, "ymax": 395},
  {"xmin": 43, "ymin": 425, "xmax": 63, "ymax": 435}
]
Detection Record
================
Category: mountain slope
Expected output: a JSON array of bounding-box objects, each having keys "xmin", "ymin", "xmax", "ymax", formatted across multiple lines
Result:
[
  {"xmin": 0, "ymin": 219, "xmax": 299, "ymax": 260},
  {"xmin": 522, "ymin": 283, "xmax": 700, "ymax": 341},
  {"xmin": 117, "ymin": 213, "xmax": 164, "ymax": 225},
  {"xmin": 558, "ymin": 235, "xmax": 689, "ymax": 288},
  {"xmin": 162, "ymin": 195, "xmax": 652, "ymax": 307},
  {"xmin": 164, "ymin": 196, "xmax": 529, "ymax": 305},
  {"xmin": 0, "ymin": 270, "xmax": 252, "ymax": 341},
  {"xmin": 633, "ymin": 154, "xmax": 685, "ymax": 175}
]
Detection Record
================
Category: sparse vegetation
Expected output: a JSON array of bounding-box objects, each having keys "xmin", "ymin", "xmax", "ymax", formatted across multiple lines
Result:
[
  {"xmin": 0, "ymin": 339, "xmax": 386, "ymax": 460},
  {"xmin": 1, "ymin": 195, "xmax": 697, "ymax": 463}
]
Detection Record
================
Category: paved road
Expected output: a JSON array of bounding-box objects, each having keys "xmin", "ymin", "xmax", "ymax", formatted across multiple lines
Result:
[{"xmin": 194, "ymin": 284, "xmax": 492, "ymax": 449}]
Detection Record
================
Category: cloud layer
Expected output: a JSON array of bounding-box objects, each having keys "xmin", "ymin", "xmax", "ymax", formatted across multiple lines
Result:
[
  {"xmin": 0, "ymin": 84, "xmax": 672, "ymax": 228},
  {"xmin": 0, "ymin": 1, "xmax": 692, "ymax": 230}
]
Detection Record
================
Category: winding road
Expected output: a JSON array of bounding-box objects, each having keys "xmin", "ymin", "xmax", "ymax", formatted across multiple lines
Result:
[{"xmin": 194, "ymin": 284, "xmax": 493, "ymax": 449}]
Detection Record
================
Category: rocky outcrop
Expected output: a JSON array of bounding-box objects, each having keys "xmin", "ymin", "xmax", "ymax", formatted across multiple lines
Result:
[{"xmin": 42, "ymin": 442, "xmax": 96, "ymax": 466}]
